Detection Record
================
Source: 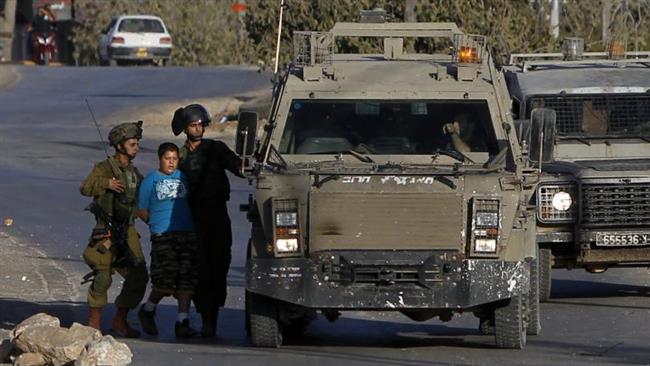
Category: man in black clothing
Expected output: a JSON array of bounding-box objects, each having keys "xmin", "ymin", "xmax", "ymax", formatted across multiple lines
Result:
[{"xmin": 172, "ymin": 104, "xmax": 243, "ymax": 337}]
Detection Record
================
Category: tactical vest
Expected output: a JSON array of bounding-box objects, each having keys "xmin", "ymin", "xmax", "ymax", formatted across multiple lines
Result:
[{"xmin": 96, "ymin": 158, "xmax": 139, "ymax": 224}]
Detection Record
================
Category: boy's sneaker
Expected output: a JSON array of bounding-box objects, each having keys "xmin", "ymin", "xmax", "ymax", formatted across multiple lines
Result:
[
  {"xmin": 137, "ymin": 305, "xmax": 158, "ymax": 336},
  {"xmin": 175, "ymin": 319, "xmax": 198, "ymax": 338}
]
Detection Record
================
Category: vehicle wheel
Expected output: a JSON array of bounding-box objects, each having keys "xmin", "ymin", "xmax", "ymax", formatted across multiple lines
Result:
[
  {"xmin": 109, "ymin": 59, "xmax": 118, "ymax": 67},
  {"xmin": 244, "ymin": 289, "xmax": 251, "ymax": 337},
  {"xmin": 478, "ymin": 315, "xmax": 495, "ymax": 335},
  {"xmin": 494, "ymin": 295, "xmax": 527, "ymax": 349},
  {"xmin": 247, "ymin": 291, "xmax": 282, "ymax": 348},
  {"xmin": 539, "ymin": 248, "xmax": 552, "ymax": 302},
  {"xmin": 527, "ymin": 256, "xmax": 541, "ymax": 335}
]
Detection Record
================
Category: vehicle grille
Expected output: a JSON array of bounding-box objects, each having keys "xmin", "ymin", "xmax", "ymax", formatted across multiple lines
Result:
[
  {"xmin": 581, "ymin": 182, "xmax": 650, "ymax": 227},
  {"xmin": 309, "ymin": 192, "xmax": 464, "ymax": 251}
]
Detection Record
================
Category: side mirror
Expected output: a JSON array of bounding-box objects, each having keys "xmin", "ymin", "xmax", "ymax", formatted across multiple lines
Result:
[
  {"xmin": 236, "ymin": 111, "xmax": 258, "ymax": 156},
  {"xmin": 528, "ymin": 108, "xmax": 556, "ymax": 168}
]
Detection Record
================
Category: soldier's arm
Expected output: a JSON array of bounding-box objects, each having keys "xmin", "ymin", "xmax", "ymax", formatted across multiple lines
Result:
[
  {"xmin": 214, "ymin": 141, "xmax": 244, "ymax": 178},
  {"xmin": 80, "ymin": 162, "xmax": 113, "ymax": 197}
]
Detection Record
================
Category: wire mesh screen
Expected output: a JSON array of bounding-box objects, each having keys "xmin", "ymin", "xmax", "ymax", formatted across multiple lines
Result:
[
  {"xmin": 527, "ymin": 94, "xmax": 650, "ymax": 136},
  {"xmin": 293, "ymin": 31, "xmax": 333, "ymax": 66}
]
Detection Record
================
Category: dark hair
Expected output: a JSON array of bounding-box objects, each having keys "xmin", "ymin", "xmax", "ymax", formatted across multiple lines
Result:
[{"xmin": 157, "ymin": 142, "xmax": 179, "ymax": 158}]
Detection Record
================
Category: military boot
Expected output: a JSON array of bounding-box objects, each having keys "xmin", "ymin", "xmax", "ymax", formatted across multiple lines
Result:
[
  {"xmin": 111, "ymin": 307, "xmax": 141, "ymax": 338},
  {"xmin": 88, "ymin": 307, "xmax": 102, "ymax": 331},
  {"xmin": 199, "ymin": 309, "xmax": 218, "ymax": 338},
  {"xmin": 137, "ymin": 304, "xmax": 158, "ymax": 336}
]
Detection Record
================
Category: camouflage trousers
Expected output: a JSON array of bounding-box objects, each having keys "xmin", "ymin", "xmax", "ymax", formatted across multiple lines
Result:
[
  {"xmin": 82, "ymin": 224, "xmax": 148, "ymax": 309},
  {"xmin": 150, "ymin": 231, "xmax": 199, "ymax": 295}
]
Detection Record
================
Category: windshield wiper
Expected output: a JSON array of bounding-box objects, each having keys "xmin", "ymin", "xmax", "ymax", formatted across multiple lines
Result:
[
  {"xmin": 346, "ymin": 150, "xmax": 375, "ymax": 163},
  {"xmin": 431, "ymin": 149, "xmax": 475, "ymax": 164}
]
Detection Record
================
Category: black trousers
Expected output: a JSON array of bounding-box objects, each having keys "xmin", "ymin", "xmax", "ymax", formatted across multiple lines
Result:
[{"xmin": 191, "ymin": 201, "xmax": 232, "ymax": 315}]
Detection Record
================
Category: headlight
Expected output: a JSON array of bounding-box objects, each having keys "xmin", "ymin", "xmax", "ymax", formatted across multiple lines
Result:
[
  {"xmin": 275, "ymin": 238, "xmax": 298, "ymax": 253},
  {"xmin": 470, "ymin": 198, "xmax": 500, "ymax": 255},
  {"xmin": 275, "ymin": 212, "xmax": 297, "ymax": 227},
  {"xmin": 476, "ymin": 212, "xmax": 499, "ymax": 227},
  {"xmin": 474, "ymin": 238, "xmax": 497, "ymax": 253},
  {"xmin": 272, "ymin": 199, "xmax": 301, "ymax": 255},
  {"xmin": 551, "ymin": 191, "xmax": 572, "ymax": 211},
  {"xmin": 538, "ymin": 184, "xmax": 577, "ymax": 223}
]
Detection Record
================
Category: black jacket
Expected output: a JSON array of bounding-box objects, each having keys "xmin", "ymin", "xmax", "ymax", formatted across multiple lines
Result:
[{"xmin": 179, "ymin": 140, "xmax": 242, "ymax": 205}]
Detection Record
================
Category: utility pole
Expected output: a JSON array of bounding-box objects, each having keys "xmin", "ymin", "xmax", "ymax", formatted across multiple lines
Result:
[
  {"xmin": 404, "ymin": 0, "xmax": 416, "ymax": 22},
  {"xmin": 549, "ymin": 0, "xmax": 560, "ymax": 39},
  {"xmin": 602, "ymin": 0, "xmax": 613, "ymax": 42}
]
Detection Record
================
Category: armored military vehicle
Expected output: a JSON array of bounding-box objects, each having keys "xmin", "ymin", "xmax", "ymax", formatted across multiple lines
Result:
[
  {"xmin": 504, "ymin": 38, "xmax": 650, "ymax": 301},
  {"xmin": 236, "ymin": 19, "xmax": 553, "ymax": 349}
]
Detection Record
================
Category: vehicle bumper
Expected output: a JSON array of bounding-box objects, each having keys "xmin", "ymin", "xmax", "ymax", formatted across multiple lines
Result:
[
  {"xmin": 109, "ymin": 46, "xmax": 171, "ymax": 60},
  {"xmin": 246, "ymin": 251, "xmax": 529, "ymax": 309},
  {"xmin": 579, "ymin": 229, "xmax": 650, "ymax": 265},
  {"xmin": 537, "ymin": 229, "xmax": 650, "ymax": 265}
]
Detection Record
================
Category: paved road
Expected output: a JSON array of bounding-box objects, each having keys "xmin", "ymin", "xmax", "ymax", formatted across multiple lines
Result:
[{"xmin": 0, "ymin": 66, "xmax": 649, "ymax": 366}]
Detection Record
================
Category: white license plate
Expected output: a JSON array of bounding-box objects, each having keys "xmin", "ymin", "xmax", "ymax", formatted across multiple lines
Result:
[{"xmin": 595, "ymin": 233, "xmax": 650, "ymax": 246}]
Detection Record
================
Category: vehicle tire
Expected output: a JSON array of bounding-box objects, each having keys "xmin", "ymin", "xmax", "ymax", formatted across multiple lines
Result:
[
  {"xmin": 109, "ymin": 59, "xmax": 118, "ymax": 67},
  {"xmin": 244, "ymin": 240, "xmax": 252, "ymax": 337},
  {"xmin": 248, "ymin": 291, "xmax": 283, "ymax": 348},
  {"xmin": 494, "ymin": 295, "xmax": 527, "ymax": 349},
  {"xmin": 244, "ymin": 290, "xmax": 251, "ymax": 337},
  {"xmin": 539, "ymin": 248, "xmax": 552, "ymax": 302},
  {"xmin": 527, "ymin": 256, "xmax": 541, "ymax": 335}
]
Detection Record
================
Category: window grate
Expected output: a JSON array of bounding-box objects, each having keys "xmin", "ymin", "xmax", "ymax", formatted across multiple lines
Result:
[
  {"xmin": 537, "ymin": 185, "xmax": 577, "ymax": 223},
  {"xmin": 528, "ymin": 94, "xmax": 650, "ymax": 136}
]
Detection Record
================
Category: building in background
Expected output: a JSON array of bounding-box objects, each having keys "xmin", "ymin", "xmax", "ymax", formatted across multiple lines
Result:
[{"xmin": 8, "ymin": 0, "xmax": 75, "ymax": 64}]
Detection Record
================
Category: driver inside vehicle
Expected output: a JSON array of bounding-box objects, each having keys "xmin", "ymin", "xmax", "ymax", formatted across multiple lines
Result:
[{"xmin": 442, "ymin": 114, "xmax": 474, "ymax": 153}]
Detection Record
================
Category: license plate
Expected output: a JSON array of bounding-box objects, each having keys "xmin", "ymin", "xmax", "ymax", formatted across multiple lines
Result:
[
  {"xmin": 137, "ymin": 48, "xmax": 148, "ymax": 57},
  {"xmin": 595, "ymin": 232, "xmax": 650, "ymax": 247}
]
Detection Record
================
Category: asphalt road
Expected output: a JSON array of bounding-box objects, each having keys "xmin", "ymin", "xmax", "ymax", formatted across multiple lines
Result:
[{"xmin": 0, "ymin": 65, "xmax": 649, "ymax": 366}]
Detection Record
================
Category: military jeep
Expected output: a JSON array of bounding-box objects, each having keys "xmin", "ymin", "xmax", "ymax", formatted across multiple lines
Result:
[
  {"xmin": 504, "ymin": 38, "xmax": 650, "ymax": 301},
  {"xmin": 236, "ymin": 20, "xmax": 551, "ymax": 349}
]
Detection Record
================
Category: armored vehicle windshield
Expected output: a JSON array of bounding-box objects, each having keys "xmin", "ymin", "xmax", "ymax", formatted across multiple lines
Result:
[{"xmin": 279, "ymin": 99, "xmax": 498, "ymax": 155}]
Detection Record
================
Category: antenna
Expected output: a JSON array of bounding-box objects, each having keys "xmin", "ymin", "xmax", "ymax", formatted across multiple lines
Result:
[
  {"xmin": 85, "ymin": 98, "xmax": 111, "ymax": 159},
  {"xmin": 273, "ymin": 0, "xmax": 285, "ymax": 74}
]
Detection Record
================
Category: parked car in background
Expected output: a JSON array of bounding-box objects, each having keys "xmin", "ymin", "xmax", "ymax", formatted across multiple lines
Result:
[{"xmin": 98, "ymin": 15, "xmax": 172, "ymax": 66}]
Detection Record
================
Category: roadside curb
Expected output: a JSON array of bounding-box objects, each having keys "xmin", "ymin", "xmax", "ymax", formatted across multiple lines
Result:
[{"xmin": 0, "ymin": 65, "xmax": 20, "ymax": 89}]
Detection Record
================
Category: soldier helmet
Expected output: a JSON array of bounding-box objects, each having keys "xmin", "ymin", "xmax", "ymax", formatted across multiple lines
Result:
[
  {"xmin": 171, "ymin": 104, "xmax": 212, "ymax": 136},
  {"xmin": 108, "ymin": 121, "xmax": 143, "ymax": 146}
]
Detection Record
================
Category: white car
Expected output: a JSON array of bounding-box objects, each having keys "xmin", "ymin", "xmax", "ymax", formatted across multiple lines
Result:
[{"xmin": 98, "ymin": 15, "xmax": 172, "ymax": 66}]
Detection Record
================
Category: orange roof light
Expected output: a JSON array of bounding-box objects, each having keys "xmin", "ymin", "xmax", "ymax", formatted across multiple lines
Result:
[
  {"xmin": 459, "ymin": 46, "xmax": 479, "ymax": 63},
  {"xmin": 453, "ymin": 34, "xmax": 485, "ymax": 64}
]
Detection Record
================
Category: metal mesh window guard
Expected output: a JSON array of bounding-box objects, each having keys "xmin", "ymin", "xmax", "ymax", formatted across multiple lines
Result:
[
  {"xmin": 528, "ymin": 94, "xmax": 650, "ymax": 136},
  {"xmin": 293, "ymin": 31, "xmax": 333, "ymax": 66}
]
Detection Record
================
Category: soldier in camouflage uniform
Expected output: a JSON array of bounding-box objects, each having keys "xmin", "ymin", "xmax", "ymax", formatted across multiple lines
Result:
[
  {"xmin": 80, "ymin": 121, "xmax": 148, "ymax": 338},
  {"xmin": 171, "ymin": 104, "xmax": 243, "ymax": 337}
]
